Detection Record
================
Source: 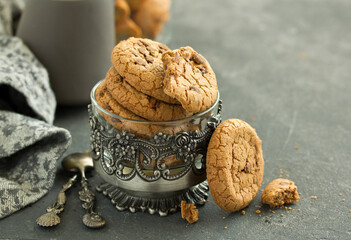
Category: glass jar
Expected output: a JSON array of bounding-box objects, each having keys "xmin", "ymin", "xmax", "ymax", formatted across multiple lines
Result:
[{"xmin": 89, "ymin": 81, "xmax": 222, "ymax": 216}]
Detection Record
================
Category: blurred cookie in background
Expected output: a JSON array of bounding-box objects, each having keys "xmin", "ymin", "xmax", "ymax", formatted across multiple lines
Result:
[
  {"xmin": 132, "ymin": 0, "xmax": 171, "ymax": 39},
  {"xmin": 114, "ymin": 0, "xmax": 142, "ymax": 42},
  {"xmin": 114, "ymin": 0, "xmax": 171, "ymax": 42}
]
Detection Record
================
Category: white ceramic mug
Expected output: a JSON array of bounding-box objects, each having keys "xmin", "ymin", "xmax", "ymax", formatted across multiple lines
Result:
[{"xmin": 17, "ymin": 0, "xmax": 115, "ymax": 105}]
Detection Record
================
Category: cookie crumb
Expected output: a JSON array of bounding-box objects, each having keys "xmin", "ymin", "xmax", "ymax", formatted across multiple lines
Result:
[
  {"xmin": 181, "ymin": 201, "xmax": 198, "ymax": 224},
  {"xmin": 222, "ymin": 216, "xmax": 226, "ymax": 219},
  {"xmin": 342, "ymin": 199, "xmax": 346, "ymax": 202},
  {"xmin": 281, "ymin": 214, "xmax": 284, "ymax": 217},
  {"xmin": 272, "ymin": 210, "xmax": 275, "ymax": 214},
  {"xmin": 297, "ymin": 209, "xmax": 301, "ymax": 212},
  {"xmin": 249, "ymin": 117, "xmax": 255, "ymax": 122},
  {"xmin": 339, "ymin": 193, "xmax": 343, "ymax": 196},
  {"xmin": 241, "ymin": 210, "xmax": 246, "ymax": 215},
  {"xmin": 294, "ymin": 146, "xmax": 299, "ymax": 150},
  {"xmin": 224, "ymin": 226, "xmax": 227, "ymax": 230},
  {"xmin": 349, "ymin": 210, "xmax": 351, "ymax": 213},
  {"xmin": 310, "ymin": 196, "xmax": 317, "ymax": 199},
  {"xmin": 262, "ymin": 178, "xmax": 300, "ymax": 207},
  {"xmin": 288, "ymin": 207, "xmax": 292, "ymax": 210},
  {"xmin": 256, "ymin": 210, "xmax": 261, "ymax": 214}
]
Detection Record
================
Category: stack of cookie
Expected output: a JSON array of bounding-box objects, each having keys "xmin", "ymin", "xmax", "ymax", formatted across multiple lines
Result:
[
  {"xmin": 95, "ymin": 37, "xmax": 218, "ymax": 139},
  {"xmin": 115, "ymin": 0, "xmax": 171, "ymax": 42}
]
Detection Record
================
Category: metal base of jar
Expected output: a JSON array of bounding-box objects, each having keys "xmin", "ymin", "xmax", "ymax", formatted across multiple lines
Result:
[{"xmin": 96, "ymin": 181, "xmax": 209, "ymax": 216}]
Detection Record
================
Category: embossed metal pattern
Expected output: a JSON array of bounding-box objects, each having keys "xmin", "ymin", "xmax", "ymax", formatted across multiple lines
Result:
[
  {"xmin": 96, "ymin": 181, "xmax": 209, "ymax": 216},
  {"xmin": 88, "ymin": 100, "xmax": 222, "ymax": 183}
]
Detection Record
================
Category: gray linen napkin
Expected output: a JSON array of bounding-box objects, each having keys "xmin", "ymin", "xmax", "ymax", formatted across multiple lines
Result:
[{"xmin": 0, "ymin": 0, "xmax": 71, "ymax": 219}]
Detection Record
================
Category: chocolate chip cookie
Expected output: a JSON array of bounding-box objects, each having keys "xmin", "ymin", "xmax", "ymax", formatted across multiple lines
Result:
[
  {"xmin": 162, "ymin": 46, "xmax": 218, "ymax": 114},
  {"xmin": 96, "ymin": 79, "xmax": 197, "ymax": 139},
  {"xmin": 261, "ymin": 178, "xmax": 300, "ymax": 207},
  {"xmin": 105, "ymin": 66, "xmax": 191, "ymax": 121},
  {"xmin": 206, "ymin": 119, "xmax": 264, "ymax": 212},
  {"xmin": 111, "ymin": 37, "xmax": 178, "ymax": 104}
]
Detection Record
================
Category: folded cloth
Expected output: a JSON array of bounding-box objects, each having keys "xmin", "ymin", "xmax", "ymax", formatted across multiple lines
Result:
[{"xmin": 0, "ymin": 0, "xmax": 71, "ymax": 219}]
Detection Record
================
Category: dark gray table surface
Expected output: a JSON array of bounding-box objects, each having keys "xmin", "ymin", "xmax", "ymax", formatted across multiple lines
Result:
[{"xmin": 1, "ymin": 0, "xmax": 351, "ymax": 239}]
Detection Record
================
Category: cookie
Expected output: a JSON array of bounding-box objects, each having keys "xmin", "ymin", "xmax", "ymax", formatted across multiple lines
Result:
[
  {"xmin": 115, "ymin": 17, "xmax": 142, "ymax": 43},
  {"xmin": 126, "ymin": 0, "xmax": 146, "ymax": 12},
  {"xmin": 162, "ymin": 46, "xmax": 217, "ymax": 114},
  {"xmin": 132, "ymin": 0, "xmax": 171, "ymax": 39},
  {"xmin": 181, "ymin": 201, "xmax": 198, "ymax": 224},
  {"xmin": 206, "ymin": 119, "xmax": 264, "ymax": 212},
  {"xmin": 115, "ymin": 0, "xmax": 131, "ymax": 21},
  {"xmin": 111, "ymin": 37, "xmax": 179, "ymax": 104},
  {"xmin": 95, "ymin": 80, "xmax": 197, "ymax": 140},
  {"xmin": 261, "ymin": 178, "xmax": 300, "ymax": 207},
  {"xmin": 95, "ymin": 80, "xmax": 143, "ymax": 121},
  {"xmin": 105, "ymin": 66, "xmax": 191, "ymax": 121}
]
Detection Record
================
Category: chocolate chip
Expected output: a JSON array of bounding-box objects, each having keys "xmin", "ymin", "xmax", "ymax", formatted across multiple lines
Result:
[
  {"xmin": 200, "ymin": 67, "xmax": 208, "ymax": 74},
  {"xmin": 152, "ymin": 101, "xmax": 161, "ymax": 110},
  {"xmin": 189, "ymin": 86, "xmax": 201, "ymax": 93},
  {"xmin": 244, "ymin": 162, "xmax": 251, "ymax": 173},
  {"xmin": 135, "ymin": 58, "xmax": 146, "ymax": 66},
  {"xmin": 111, "ymin": 117, "xmax": 121, "ymax": 123},
  {"xmin": 192, "ymin": 54, "xmax": 206, "ymax": 65},
  {"xmin": 145, "ymin": 55, "xmax": 154, "ymax": 63},
  {"xmin": 147, "ymin": 46, "xmax": 158, "ymax": 56},
  {"xmin": 104, "ymin": 104, "xmax": 112, "ymax": 111}
]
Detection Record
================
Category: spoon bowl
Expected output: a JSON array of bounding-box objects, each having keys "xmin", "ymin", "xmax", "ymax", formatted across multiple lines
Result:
[
  {"xmin": 62, "ymin": 152, "xmax": 93, "ymax": 176},
  {"xmin": 61, "ymin": 152, "xmax": 105, "ymax": 228}
]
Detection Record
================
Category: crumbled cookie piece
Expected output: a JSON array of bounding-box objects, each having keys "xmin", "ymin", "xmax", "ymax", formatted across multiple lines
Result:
[
  {"xmin": 261, "ymin": 178, "xmax": 300, "ymax": 207},
  {"xmin": 162, "ymin": 46, "xmax": 218, "ymax": 114},
  {"xmin": 181, "ymin": 201, "xmax": 198, "ymax": 224},
  {"xmin": 206, "ymin": 119, "xmax": 264, "ymax": 212}
]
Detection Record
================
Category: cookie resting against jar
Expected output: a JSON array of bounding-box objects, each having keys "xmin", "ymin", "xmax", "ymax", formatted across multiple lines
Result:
[{"xmin": 89, "ymin": 82, "xmax": 222, "ymax": 216}]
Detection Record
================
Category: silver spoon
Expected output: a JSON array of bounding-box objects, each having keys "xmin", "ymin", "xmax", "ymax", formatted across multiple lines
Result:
[
  {"xmin": 62, "ymin": 152, "xmax": 106, "ymax": 228},
  {"xmin": 36, "ymin": 175, "xmax": 77, "ymax": 227}
]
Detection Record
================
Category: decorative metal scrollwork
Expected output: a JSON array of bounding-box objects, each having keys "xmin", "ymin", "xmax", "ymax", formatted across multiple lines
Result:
[{"xmin": 88, "ymin": 100, "xmax": 222, "ymax": 182}]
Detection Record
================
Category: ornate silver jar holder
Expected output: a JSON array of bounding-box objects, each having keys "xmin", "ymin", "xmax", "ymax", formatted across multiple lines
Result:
[{"xmin": 89, "ymin": 83, "xmax": 222, "ymax": 216}]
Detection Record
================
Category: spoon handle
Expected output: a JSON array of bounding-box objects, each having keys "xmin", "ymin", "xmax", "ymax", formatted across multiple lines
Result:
[
  {"xmin": 36, "ymin": 174, "xmax": 78, "ymax": 227},
  {"xmin": 78, "ymin": 177, "xmax": 106, "ymax": 228}
]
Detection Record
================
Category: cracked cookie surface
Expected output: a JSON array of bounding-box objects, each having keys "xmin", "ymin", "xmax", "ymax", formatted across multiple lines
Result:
[
  {"xmin": 162, "ymin": 46, "xmax": 217, "ymax": 114},
  {"xmin": 206, "ymin": 119, "xmax": 264, "ymax": 212},
  {"xmin": 95, "ymin": 79, "xmax": 196, "ymax": 139},
  {"xmin": 111, "ymin": 37, "xmax": 178, "ymax": 104},
  {"xmin": 261, "ymin": 178, "xmax": 300, "ymax": 207},
  {"xmin": 105, "ymin": 66, "xmax": 191, "ymax": 121}
]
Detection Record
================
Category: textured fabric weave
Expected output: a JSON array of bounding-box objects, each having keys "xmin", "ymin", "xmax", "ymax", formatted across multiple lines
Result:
[{"xmin": 0, "ymin": 0, "xmax": 71, "ymax": 219}]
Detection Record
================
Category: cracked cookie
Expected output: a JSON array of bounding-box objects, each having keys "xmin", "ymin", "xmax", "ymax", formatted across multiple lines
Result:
[
  {"xmin": 261, "ymin": 178, "xmax": 300, "ymax": 207},
  {"xmin": 95, "ymin": 80, "xmax": 142, "ymax": 121},
  {"xmin": 96, "ymin": 79, "xmax": 196, "ymax": 139},
  {"xmin": 105, "ymin": 66, "xmax": 191, "ymax": 121},
  {"xmin": 111, "ymin": 37, "xmax": 178, "ymax": 104},
  {"xmin": 206, "ymin": 119, "xmax": 264, "ymax": 212},
  {"xmin": 162, "ymin": 46, "xmax": 217, "ymax": 114}
]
